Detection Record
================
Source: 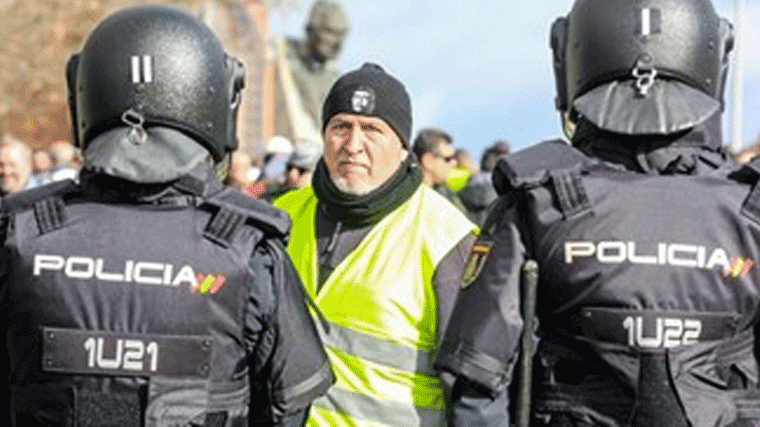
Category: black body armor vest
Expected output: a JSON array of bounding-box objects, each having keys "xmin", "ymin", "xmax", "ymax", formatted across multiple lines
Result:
[{"xmin": 3, "ymin": 177, "xmax": 291, "ymax": 427}]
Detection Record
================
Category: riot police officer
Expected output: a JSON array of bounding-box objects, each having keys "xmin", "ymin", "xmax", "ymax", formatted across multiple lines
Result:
[
  {"xmin": 1, "ymin": 5, "xmax": 333, "ymax": 426},
  {"xmin": 434, "ymin": 0, "xmax": 760, "ymax": 426}
]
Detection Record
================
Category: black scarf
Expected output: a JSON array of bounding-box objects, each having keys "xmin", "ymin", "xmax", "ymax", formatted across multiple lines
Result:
[{"xmin": 312, "ymin": 154, "xmax": 422, "ymax": 227}]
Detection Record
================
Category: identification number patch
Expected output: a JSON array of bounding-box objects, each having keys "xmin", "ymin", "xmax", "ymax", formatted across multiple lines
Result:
[
  {"xmin": 622, "ymin": 316, "xmax": 701, "ymax": 348},
  {"xmin": 572, "ymin": 308, "xmax": 738, "ymax": 349},
  {"xmin": 42, "ymin": 327, "xmax": 213, "ymax": 378}
]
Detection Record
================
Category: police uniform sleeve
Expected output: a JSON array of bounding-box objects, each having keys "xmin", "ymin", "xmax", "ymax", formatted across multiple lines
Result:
[
  {"xmin": 435, "ymin": 232, "xmax": 478, "ymax": 343},
  {"xmin": 246, "ymin": 237, "xmax": 334, "ymax": 421},
  {"xmin": 0, "ymin": 214, "xmax": 9, "ymax": 422},
  {"xmin": 434, "ymin": 194, "xmax": 526, "ymax": 395}
]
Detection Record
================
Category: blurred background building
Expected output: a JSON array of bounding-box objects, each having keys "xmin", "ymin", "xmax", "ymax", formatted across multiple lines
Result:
[{"xmin": 0, "ymin": 0, "xmax": 275, "ymax": 159}]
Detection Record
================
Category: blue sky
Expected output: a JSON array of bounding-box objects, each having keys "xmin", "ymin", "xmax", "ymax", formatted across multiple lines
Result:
[{"xmin": 274, "ymin": 0, "xmax": 760, "ymax": 160}]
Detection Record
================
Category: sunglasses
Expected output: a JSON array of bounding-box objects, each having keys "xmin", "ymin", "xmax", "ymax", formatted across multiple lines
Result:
[
  {"xmin": 435, "ymin": 153, "xmax": 456, "ymax": 163},
  {"xmin": 287, "ymin": 164, "xmax": 310, "ymax": 175}
]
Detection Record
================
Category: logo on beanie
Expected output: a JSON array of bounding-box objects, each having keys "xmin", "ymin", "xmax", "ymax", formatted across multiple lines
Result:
[{"xmin": 351, "ymin": 86, "xmax": 376, "ymax": 114}]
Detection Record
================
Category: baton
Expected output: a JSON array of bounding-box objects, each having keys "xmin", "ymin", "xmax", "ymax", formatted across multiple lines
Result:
[{"xmin": 516, "ymin": 259, "xmax": 539, "ymax": 427}]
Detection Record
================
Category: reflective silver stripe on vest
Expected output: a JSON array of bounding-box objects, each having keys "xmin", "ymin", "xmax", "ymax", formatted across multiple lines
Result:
[
  {"xmin": 317, "ymin": 320, "xmax": 437, "ymax": 376},
  {"xmin": 313, "ymin": 387, "xmax": 445, "ymax": 426}
]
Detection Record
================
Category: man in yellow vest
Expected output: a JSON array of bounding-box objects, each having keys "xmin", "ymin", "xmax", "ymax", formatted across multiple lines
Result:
[{"xmin": 275, "ymin": 63, "xmax": 478, "ymax": 427}]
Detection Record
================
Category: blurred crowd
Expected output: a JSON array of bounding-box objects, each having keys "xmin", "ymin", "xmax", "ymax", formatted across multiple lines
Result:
[
  {"xmin": 9, "ymin": 121, "xmax": 760, "ymax": 227},
  {"xmin": 0, "ymin": 120, "xmax": 515, "ymax": 227},
  {"xmin": 0, "ymin": 135, "xmax": 81, "ymax": 196}
]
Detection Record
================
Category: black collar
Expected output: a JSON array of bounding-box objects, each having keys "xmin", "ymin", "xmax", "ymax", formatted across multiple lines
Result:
[{"xmin": 312, "ymin": 154, "xmax": 423, "ymax": 227}]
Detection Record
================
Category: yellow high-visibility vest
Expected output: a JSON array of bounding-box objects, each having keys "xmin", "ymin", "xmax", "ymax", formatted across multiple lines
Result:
[{"xmin": 275, "ymin": 184, "xmax": 476, "ymax": 427}]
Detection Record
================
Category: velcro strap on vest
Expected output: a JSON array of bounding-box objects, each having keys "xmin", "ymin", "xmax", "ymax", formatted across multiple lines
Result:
[
  {"xmin": 33, "ymin": 197, "xmax": 66, "ymax": 235},
  {"xmin": 146, "ymin": 376, "xmax": 209, "ymax": 426},
  {"xmin": 549, "ymin": 169, "xmax": 591, "ymax": 219},
  {"xmin": 742, "ymin": 180, "xmax": 760, "ymax": 224},
  {"xmin": 204, "ymin": 207, "xmax": 245, "ymax": 248},
  {"xmin": 737, "ymin": 397, "xmax": 760, "ymax": 420},
  {"xmin": 203, "ymin": 411, "xmax": 228, "ymax": 427},
  {"xmin": 566, "ymin": 308, "xmax": 740, "ymax": 350},
  {"xmin": 76, "ymin": 388, "xmax": 141, "ymax": 427}
]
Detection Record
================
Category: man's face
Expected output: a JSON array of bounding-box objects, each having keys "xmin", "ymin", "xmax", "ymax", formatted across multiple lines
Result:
[
  {"xmin": 323, "ymin": 113, "xmax": 406, "ymax": 195},
  {"xmin": 421, "ymin": 140, "xmax": 456, "ymax": 185},
  {"xmin": 0, "ymin": 146, "xmax": 31, "ymax": 194},
  {"xmin": 32, "ymin": 150, "xmax": 53, "ymax": 174},
  {"xmin": 286, "ymin": 165, "xmax": 313, "ymax": 189}
]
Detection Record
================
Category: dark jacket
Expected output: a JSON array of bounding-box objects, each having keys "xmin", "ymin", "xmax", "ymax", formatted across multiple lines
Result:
[
  {"xmin": 1, "ymin": 168, "xmax": 333, "ymax": 427},
  {"xmin": 435, "ymin": 117, "xmax": 760, "ymax": 427}
]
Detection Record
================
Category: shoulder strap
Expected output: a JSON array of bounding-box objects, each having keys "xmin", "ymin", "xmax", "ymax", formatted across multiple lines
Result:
[
  {"xmin": 737, "ymin": 156, "xmax": 760, "ymax": 224},
  {"xmin": 493, "ymin": 139, "xmax": 595, "ymax": 194},
  {"xmin": 1, "ymin": 179, "xmax": 78, "ymax": 235},
  {"xmin": 202, "ymin": 187, "xmax": 292, "ymax": 248},
  {"xmin": 493, "ymin": 140, "xmax": 594, "ymax": 220},
  {"xmin": 1, "ymin": 179, "xmax": 77, "ymax": 213}
]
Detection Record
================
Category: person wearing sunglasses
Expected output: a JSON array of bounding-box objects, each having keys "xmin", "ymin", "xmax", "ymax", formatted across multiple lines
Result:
[{"xmin": 413, "ymin": 128, "xmax": 468, "ymax": 214}]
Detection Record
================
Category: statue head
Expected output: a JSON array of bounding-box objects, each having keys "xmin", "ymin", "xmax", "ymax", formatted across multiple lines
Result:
[{"xmin": 306, "ymin": 0, "xmax": 349, "ymax": 63}]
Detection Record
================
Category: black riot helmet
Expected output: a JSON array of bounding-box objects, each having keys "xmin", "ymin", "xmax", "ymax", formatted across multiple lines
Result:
[
  {"xmin": 67, "ymin": 4, "xmax": 245, "ymax": 163},
  {"xmin": 550, "ymin": 0, "xmax": 733, "ymax": 136}
]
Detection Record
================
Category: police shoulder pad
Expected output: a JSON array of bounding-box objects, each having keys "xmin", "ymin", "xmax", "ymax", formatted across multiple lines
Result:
[
  {"xmin": 204, "ymin": 188, "xmax": 291, "ymax": 239},
  {"xmin": 0, "ymin": 179, "xmax": 78, "ymax": 213},
  {"xmin": 732, "ymin": 155, "xmax": 760, "ymax": 184},
  {"xmin": 733, "ymin": 155, "xmax": 760, "ymax": 225},
  {"xmin": 493, "ymin": 139, "xmax": 594, "ymax": 195}
]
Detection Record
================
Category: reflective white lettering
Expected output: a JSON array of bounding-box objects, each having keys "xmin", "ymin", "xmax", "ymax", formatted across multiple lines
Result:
[
  {"xmin": 163, "ymin": 264, "xmax": 173, "ymax": 285},
  {"xmin": 636, "ymin": 316, "xmax": 663, "ymax": 348},
  {"xmin": 95, "ymin": 258, "xmax": 125, "ymax": 282},
  {"xmin": 33, "ymin": 254, "xmax": 196, "ymax": 286},
  {"xmin": 706, "ymin": 248, "xmax": 730, "ymax": 271},
  {"xmin": 84, "ymin": 336, "xmax": 159, "ymax": 372},
  {"xmin": 622, "ymin": 316, "xmax": 703, "ymax": 348},
  {"xmin": 663, "ymin": 318, "xmax": 683, "ymax": 348},
  {"xmin": 122, "ymin": 339, "xmax": 145, "ymax": 371},
  {"xmin": 34, "ymin": 254, "xmax": 65, "ymax": 275},
  {"xmin": 597, "ymin": 241, "xmax": 626, "ymax": 263},
  {"xmin": 564, "ymin": 241, "xmax": 750, "ymax": 275},
  {"xmin": 668, "ymin": 244, "xmax": 699, "ymax": 268},
  {"xmin": 172, "ymin": 265, "xmax": 197, "ymax": 287},
  {"xmin": 65, "ymin": 257, "xmax": 94, "ymax": 279},
  {"xmin": 565, "ymin": 241, "xmax": 595, "ymax": 263},
  {"xmin": 133, "ymin": 262, "xmax": 164, "ymax": 285},
  {"xmin": 627, "ymin": 241, "xmax": 658, "ymax": 265}
]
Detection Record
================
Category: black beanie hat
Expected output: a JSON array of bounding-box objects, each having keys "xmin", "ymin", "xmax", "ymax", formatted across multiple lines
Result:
[{"xmin": 322, "ymin": 63, "xmax": 412, "ymax": 147}]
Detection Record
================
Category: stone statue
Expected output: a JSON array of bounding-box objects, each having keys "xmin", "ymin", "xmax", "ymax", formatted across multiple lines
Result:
[{"xmin": 273, "ymin": 0, "xmax": 349, "ymax": 144}]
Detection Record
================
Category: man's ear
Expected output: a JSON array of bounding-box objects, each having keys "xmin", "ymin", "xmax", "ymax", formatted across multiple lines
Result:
[{"xmin": 419, "ymin": 151, "xmax": 433, "ymax": 169}]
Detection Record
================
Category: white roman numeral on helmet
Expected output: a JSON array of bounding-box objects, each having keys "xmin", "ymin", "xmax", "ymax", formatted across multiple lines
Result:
[
  {"xmin": 638, "ymin": 8, "xmax": 661, "ymax": 36},
  {"xmin": 641, "ymin": 8, "xmax": 652, "ymax": 35},
  {"xmin": 131, "ymin": 55, "xmax": 153, "ymax": 83}
]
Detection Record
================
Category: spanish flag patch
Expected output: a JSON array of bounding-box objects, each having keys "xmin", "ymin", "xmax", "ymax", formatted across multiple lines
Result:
[{"xmin": 461, "ymin": 240, "xmax": 493, "ymax": 288}]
